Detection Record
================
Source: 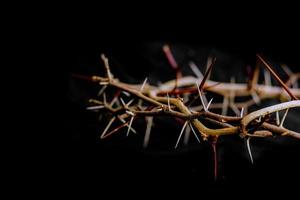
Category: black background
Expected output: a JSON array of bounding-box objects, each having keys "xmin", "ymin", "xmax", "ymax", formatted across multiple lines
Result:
[{"xmin": 7, "ymin": 4, "xmax": 300, "ymax": 198}]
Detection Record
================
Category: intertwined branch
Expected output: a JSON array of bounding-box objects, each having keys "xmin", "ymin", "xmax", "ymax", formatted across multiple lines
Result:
[{"xmin": 76, "ymin": 47, "xmax": 300, "ymax": 179}]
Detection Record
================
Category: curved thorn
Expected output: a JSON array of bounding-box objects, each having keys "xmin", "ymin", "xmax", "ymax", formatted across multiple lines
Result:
[
  {"xmin": 257, "ymin": 116, "xmax": 262, "ymax": 123},
  {"xmin": 140, "ymin": 77, "xmax": 148, "ymax": 92},
  {"xmin": 122, "ymin": 91, "xmax": 130, "ymax": 97},
  {"xmin": 246, "ymin": 137, "xmax": 254, "ymax": 164},
  {"xmin": 279, "ymin": 109, "xmax": 289, "ymax": 127},
  {"xmin": 206, "ymin": 98, "xmax": 213, "ymax": 111}
]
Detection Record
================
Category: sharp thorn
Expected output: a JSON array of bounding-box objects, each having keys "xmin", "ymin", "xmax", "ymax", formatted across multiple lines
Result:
[
  {"xmin": 189, "ymin": 123, "xmax": 201, "ymax": 143},
  {"xmin": 143, "ymin": 117, "xmax": 153, "ymax": 148},
  {"xmin": 196, "ymin": 82, "xmax": 207, "ymax": 111},
  {"xmin": 189, "ymin": 61, "xmax": 203, "ymax": 79},
  {"xmin": 140, "ymin": 77, "xmax": 148, "ymax": 92},
  {"xmin": 276, "ymin": 111, "xmax": 280, "ymax": 126},
  {"xmin": 126, "ymin": 116, "xmax": 135, "ymax": 137},
  {"xmin": 206, "ymin": 98, "xmax": 213, "ymax": 111},
  {"xmin": 120, "ymin": 98, "xmax": 126, "ymax": 107},
  {"xmin": 86, "ymin": 105, "xmax": 104, "ymax": 110},
  {"xmin": 101, "ymin": 117, "xmax": 116, "ymax": 139},
  {"xmin": 246, "ymin": 137, "xmax": 254, "ymax": 164},
  {"xmin": 175, "ymin": 121, "xmax": 188, "ymax": 149},
  {"xmin": 280, "ymin": 109, "xmax": 289, "ymax": 127},
  {"xmin": 240, "ymin": 107, "xmax": 244, "ymax": 117},
  {"xmin": 167, "ymin": 93, "xmax": 171, "ymax": 111},
  {"xmin": 97, "ymin": 85, "xmax": 107, "ymax": 96}
]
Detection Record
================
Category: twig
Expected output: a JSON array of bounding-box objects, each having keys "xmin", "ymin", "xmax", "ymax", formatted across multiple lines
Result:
[{"xmin": 257, "ymin": 54, "xmax": 298, "ymax": 100}]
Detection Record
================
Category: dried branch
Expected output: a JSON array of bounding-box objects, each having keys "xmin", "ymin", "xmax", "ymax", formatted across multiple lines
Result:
[
  {"xmin": 75, "ymin": 51, "xmax": 300, "ymax": 182},
  {"xmin": 81, "ymin": 54, "xmax": 300, "ymax": 141}
]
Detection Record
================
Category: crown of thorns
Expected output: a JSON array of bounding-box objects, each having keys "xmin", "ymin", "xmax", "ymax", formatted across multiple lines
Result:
[{"xmin": 74, "ymin": 45, "xmax": 300, "ymax": 179}]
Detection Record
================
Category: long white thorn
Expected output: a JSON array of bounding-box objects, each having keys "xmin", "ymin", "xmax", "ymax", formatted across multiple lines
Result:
[
  {"xmin": 189, "ymin": 123, "xmax": 201, "ymax": 143},
  {"xmin": 103, "ymin": 93, "xmax": 107, "ymax": 105},
  {"xmin": 246, "ymin": 137, "xmax": 254, "ymax": 164},
  {"xmin": 140, "ymin": 77, "xmax": 148, "ymax": 92},
  {"xmin": 125, "ymin": 110, "xmax": 134, "ymax": 116},
  {"xmin": 279, "ymin": 109, "xmax": 289, "ymax": 127},
  {"xmin": 196, "ymin": 82, "xmax": 207, "ymax": 111},
  {"xmin": 126, "ymin": 116, "xmax": 135, "ymax": 137},
  {"xmin": 118, "ymin": 116, "xmax": 136, "ymax": 134},
  {"xmin": 120, "ymin": 98, "xmax": 126, "ymax": 107},
  {"xmin": 183, "ymin": 123, "xmax": 191, "ymax": 145},
  {"xmin": 126, "ymin": 99, "xmax": 134, "ymax": 107},
  {"xmin": 86, "ymin": 105, "xmax": 104, "ymax": 110},
  {"xmin": 122, "ymin": 91, "xmax": 130, "ymax": 97},
  {"xmin": 202, "ymin": 93, "xmax": 208, "ymax": 108},
  {"xmin": 276, "ymin": 111, "xmax": 280, "ymax": 126},
  {"xmin": 99, "ymin": 82, "xmax": 109, "ymax": 85},
  {"xmin": 143, "ymin": 117, "xmax": 153, "ymax": 148},
  {"xmin": 240, "ymin": 107, "xmax": 244, "ymax": 117},
  {"xmin": 206, "ymin": 98, "xmax": 213, "ymax": 111},
  {"xmin": 264, "ymin": 69, "xmax": 271, "ymax": 86},
  {"xmin": 97, "ymin": 85, "xmax": 107, "ymax": 96},
  {"xmin": 175, "ymin": 121, "xmax": 188, "ymax": 149},
  {"xmin": 167, "ymin": 93, "xmax": 171, "ymax": 111},
  {"xmin": 222, "ymin": 96, "xmax": 229, "ymax": 115},
  {"xmin": 189, "ymin": 62, "xmax": 203, "ymax": 79},
  {"xmin": 101, "ymin": 117, "xmax": 116, "ymax": 139}
]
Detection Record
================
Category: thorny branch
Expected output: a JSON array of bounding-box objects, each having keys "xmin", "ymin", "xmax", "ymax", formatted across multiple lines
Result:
[
  {"xmin": 74, "ymin": 45, "xmax": 300, "ymax": 173},
  {"xmin": 84, "ymin": 54, "xmax": 300, "ymax": 139},
  {"xmin": 77, "ymin": 48, "xmax": 300, "ymax": 179},
  {"xmin": 77, "ymin": 51, "xmax": 300, "ymax": 140}
]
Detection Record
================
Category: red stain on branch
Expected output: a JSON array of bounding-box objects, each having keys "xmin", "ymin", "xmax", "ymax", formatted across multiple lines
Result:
[
  {"xmin": 210, "ymin": 136, "xmax": 218, "ymax": 181},
  {"xmin": 199, "ymin": 57, "xmax": 216, "ymax": 91},
  {"xmin": 163, "ymin": 45, "xmax": 183, "ymax": 92}
]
